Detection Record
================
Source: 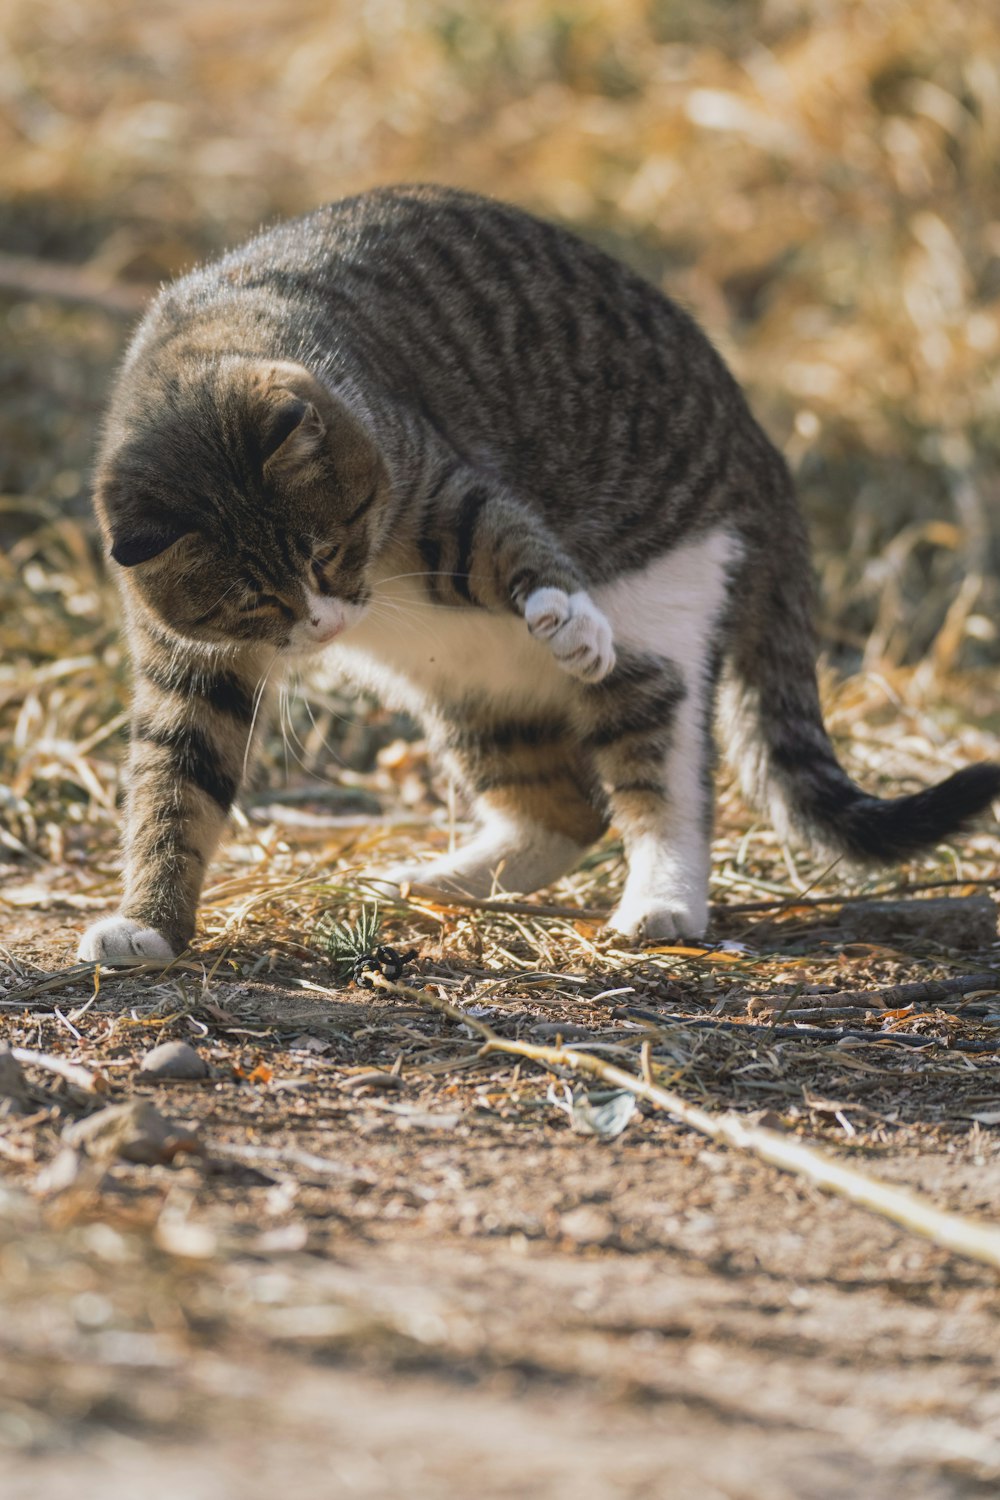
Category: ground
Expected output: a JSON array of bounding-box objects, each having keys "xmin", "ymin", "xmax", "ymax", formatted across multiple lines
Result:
[{"xmin": 3, "ymin": 754, "xmax": 1000, "ymax": 1497}]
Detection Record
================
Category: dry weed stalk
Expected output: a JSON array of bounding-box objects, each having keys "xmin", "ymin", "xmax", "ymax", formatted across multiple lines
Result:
[{"xmin": 370, "ymin": 974, "xmax": 1000, "ymax": 1273}]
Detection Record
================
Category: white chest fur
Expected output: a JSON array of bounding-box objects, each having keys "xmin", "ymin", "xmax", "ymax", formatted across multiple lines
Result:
[
  {"xmin": 329, "ymin": 573, "xmax": 576, "ymax": 717},
  {"xmin": 319, "ymin": 526, "xmax": 739, "ymax": 720}
]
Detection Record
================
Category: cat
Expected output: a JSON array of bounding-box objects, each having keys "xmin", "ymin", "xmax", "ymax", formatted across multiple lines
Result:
[{"xmin": 77, "ymin": 184, "xmax": 1000, "ymax": 964}]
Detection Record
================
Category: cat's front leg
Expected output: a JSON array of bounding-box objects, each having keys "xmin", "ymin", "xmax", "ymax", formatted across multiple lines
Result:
[
  {"xmin": 419, "ymin": 468, "xmax": 616, "ymax": 682},
  {"xmin": 78, "ymin": 637, "xmax": 273, "ymax": 965}
]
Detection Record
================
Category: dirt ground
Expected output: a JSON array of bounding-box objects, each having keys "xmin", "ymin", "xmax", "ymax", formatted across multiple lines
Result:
[{"xmin": 3, "ymin": 846, "xmax": 1000, "ymax": 1500}]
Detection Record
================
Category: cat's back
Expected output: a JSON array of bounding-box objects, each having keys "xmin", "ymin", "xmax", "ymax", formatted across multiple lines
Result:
[
  {"xmin": 167, "ymin": 185, "xmax": 713, "ymax": 402},
  {"xmin": 126, "ymin": 186, "xmax": 774, "ymax": 534}
]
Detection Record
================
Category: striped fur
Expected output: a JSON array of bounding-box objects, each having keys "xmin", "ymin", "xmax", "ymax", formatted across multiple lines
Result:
[{"xmin": 77, "ymin": 186, "xmax": 1000, "ymax": 962}]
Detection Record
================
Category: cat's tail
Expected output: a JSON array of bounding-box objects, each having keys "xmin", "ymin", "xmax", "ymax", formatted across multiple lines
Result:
[{"xmin": 718, "ymin": 572, "xmax": 1000, "ymax": 864}]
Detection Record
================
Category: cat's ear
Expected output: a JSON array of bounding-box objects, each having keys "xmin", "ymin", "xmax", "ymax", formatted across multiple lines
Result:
[
  {"xmin": 109, "ymin": 522, "xmax": 189, "ymax": 568},
  {"xmin": 260, "ymin": 395, "xmax": 325, "ymax": 469},
  {"xmin": 256, "ymin": 362, "xmax": 328, "ymax": 471}
]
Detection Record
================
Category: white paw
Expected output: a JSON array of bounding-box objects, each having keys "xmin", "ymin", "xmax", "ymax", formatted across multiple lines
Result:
[
  {"xmin": 524, "ymin": 588, "xmax": 615, "ymax": 683},
  {"xmin": 607, "ymin": 891, "xmax": 709, "ymax": 944},
  {"xmin": 78, "ymin": 916, "xmax": 178, "ymax": 966}
]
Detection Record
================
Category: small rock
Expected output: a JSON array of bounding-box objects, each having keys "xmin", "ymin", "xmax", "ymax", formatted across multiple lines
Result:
[
  {"xmin": 64, "ymin": 1099, "xmax": 200, "ymax": 1164},
  {"xmin": 343, "ymin": 1070, "xmax": 406, "ymax": 1093},
  {"xmin": 530, "ymin": 1021, "xmax": 594, "ymax": 1042},
  {"xmin": 0, "ymin": 1046, "xmax": 29, "ymax": 1113},
  {"xmin": 139, "ymin": 1040, "xmax": 209, "ymax": 1080},
  {"xmin": 288, "ymin": 1035, "xmax": 331, "ymax": 1054},
  {"xmin": 560, "ymin": 1205, "xmax": 616, "ymax": 1247}
]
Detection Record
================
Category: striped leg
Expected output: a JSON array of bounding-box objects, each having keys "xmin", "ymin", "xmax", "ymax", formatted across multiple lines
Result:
[
  {"xmin": 582, "ymin": 653, "xmax": 714, "ymax": 942},
  {"xmin": 78, "ymin": 631, "xmax": 272, "ymax": 963},
  {"xmin": 413, "ymin": 462, "xmax": 615, "ymax": 682},
  {"xmin": 387, "ymin": 711, "xmax": 607, "ymax": 896}
]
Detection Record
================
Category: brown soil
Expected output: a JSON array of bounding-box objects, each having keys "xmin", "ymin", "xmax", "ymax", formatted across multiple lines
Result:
[{"xmin": 3, "ymin": 879, "xmax": 1000, "ymax": 1500}]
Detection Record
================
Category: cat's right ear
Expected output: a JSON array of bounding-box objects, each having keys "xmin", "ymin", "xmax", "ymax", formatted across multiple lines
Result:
[{"xmin": 109, "ymin": 523, "xmax": 189, "ymax": 568}]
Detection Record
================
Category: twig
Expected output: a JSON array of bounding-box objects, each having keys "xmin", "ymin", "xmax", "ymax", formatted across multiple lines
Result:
[
  {"xmin": 690, "ymin": 1016, "xmax": 997, "ymax": 1051},
  {"xmin": 11, "ymin": 1048, "xmax": 106, "ymax": 1094},
  {"xmin": 1, "ymin": 958, "xmax": 205, "ymax": 1006},
  {"xmin": 717, "ymin": 879, "xmax": 1000, "ymax": 915},
  {"xmin": 208, "ymin": 1139, "xmax": 374, "ymax": 1188},
  {"xmin": 750, "ymin": 1004, "xmax": 998, "ymax": 1023},
  {"xmin": 796, "ymin": 973, "xmax": 1000, "ymax": 1010},
  {"xmin": 399, "ymin": 883, "xmax": 607, "ymax": 925},
  {"xmin": 367, "ymin": 974, "xmax": 1000, "ymax": 1272},
  {"xmin": 0, "ymin": 251, "xmax": 151, "ymax": 315},
  {"xmin": 615, "ymin": 1007, "xmax": 1000, "ymax": 1052}
]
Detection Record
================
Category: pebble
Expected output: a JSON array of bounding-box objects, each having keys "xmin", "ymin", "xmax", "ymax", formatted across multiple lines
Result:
[
  {"xmin": 0, "ymin": 1045, "xmax": 29, "ymax": 1111},
  {"xmin": 343, "ymin": 1070, "xmax": 406, "ymax": 1093},
  {"xmin": 139, "ymin": 1040, "xmax": 210, "ymax": 1080},
  {"xmin": 560, "ymin": 1205, "xmax": 616, "ymax": 1247},
  {"xmin": 530, "ymin": 1022, "xmax": 594, "ymax": 1042},
  {"xmin": 64, "ymin": 1099, "xmax": 200, "ymax": 1164}
]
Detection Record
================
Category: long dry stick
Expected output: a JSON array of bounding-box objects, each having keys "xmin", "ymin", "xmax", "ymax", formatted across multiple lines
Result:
[
  {"xmin": 0, "ymin": 251, "xmax": 150, "ymax": 315},
  {"xmin": 10, "ymin": 1048, "xmax": 106, "ymax": 1095},
  {"xmin": 400, "ymin": 878, "xmax": 1000, "ymax": 925},
  {"xmin": 399, "ymin": 882, "xmax": 607, "ymax": 925},
  {"xmin": 799, "ymin": 972, "xmax": 1000, "ymax": 1010},
  {"xmin": 369, "ymin": 974, "xmax": 1000, "ymax": 1273}
]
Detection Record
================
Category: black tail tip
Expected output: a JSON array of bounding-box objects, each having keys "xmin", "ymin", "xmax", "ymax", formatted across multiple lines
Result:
[{"xmin": 841, "ymin": 759, "xmax": 1000, "ymax": 863}]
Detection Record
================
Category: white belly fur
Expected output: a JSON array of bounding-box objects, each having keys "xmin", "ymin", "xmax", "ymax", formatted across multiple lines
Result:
[
  {"xmin": 316, "ymin": 525, "xmax": 739, "ymax": 724},
  {"xmin": 326, "ymin": 573, "xmax": 576, "ymax": 719}
]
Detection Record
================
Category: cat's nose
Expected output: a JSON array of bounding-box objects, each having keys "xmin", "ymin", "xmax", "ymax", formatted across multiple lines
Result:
[{"xmin": 309, "ymin": 616, "xmax": 342, "ymax": 643}]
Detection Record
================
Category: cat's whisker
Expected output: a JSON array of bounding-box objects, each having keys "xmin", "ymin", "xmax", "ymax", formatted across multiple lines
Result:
[
  {"xmin": 374, "ymin": 569, "xmax": 475, "ymax": 589},
  {"xmin": 296, "ymin": 688, "xmax": 349, "ymax": 772},
  {"xmin": 364, "ymin": 601, "xmax": 451, "ymax": 654},
  {"xmin": 244, "ymin": 652, "xmax": 279, "ymax": 779},
  {"xmin": 267, "ymin": 673, "xmax": 349, "ymax": 782}
]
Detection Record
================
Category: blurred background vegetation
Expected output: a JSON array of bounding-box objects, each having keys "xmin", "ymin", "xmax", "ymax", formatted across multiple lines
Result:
[{"xmin": 2, "ymin": 0, "xmax": 999, "ymax": 848}]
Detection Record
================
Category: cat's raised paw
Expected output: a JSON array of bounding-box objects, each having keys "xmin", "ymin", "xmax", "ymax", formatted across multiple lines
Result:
[
  {"xmin": 78, "ymin": 916, "xmax": 178, "ymax": 967},
  {"xmin": 524, "ymin": 588, "xmax": 615, "ymax": 682}
]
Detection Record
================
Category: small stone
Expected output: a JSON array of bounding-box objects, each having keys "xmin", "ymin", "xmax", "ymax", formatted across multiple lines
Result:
[
  {"xmin": 139, "ymin": 1040, "xmax": 210, "ymax": 1080},
  {"xmin": 0, "ymin": 1046, "xmax": 29, "ymax": 1112},
  {"xmin": 530, "ymin": 1022, "xmax": 594, "ymax": 1042},
  {"xmin": 560, "ymin": 1205, "xmax": 616, "ymax": 1247},
  {"xmin": 64, "ymin": 1099, "xmax": 200, "ymax": 1164},
  {"xmin": 343, "ymin": 1070, "xmax": 406, "ymax": 1093}
]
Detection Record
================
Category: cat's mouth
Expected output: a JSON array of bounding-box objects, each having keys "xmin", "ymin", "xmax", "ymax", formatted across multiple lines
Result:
[{"xmin": 284, "ymin": 592, "xmax": 368, "ymax": 656}]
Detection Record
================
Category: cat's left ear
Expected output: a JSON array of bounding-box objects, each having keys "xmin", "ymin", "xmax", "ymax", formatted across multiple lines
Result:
[{"xmin": 256, "ymin": 363, "xmax": 328, "ymax": 471}]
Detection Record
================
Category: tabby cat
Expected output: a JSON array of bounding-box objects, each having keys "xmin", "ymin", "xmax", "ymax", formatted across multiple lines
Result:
[{"xmin": 77, "ymin": 185, "xmax": 1000, "ymax": 963}]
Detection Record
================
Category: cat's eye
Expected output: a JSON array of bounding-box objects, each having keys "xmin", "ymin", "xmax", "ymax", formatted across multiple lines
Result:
[
  {"xmin": 311, "ymin": 547, "xmax": 340, "ymax": 589},
  {"xmin": 239, "ymin": 588, "xmax": 293, "ymax": 619}
]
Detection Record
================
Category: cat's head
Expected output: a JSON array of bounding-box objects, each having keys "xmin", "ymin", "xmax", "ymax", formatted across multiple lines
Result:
[{"xmin": 95, "ymin": 358, "xmax": 390, "ymax": 655}]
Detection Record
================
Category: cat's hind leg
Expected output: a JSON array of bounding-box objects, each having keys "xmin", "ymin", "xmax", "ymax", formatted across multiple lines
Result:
[
  {"xmin": 383, "ymin": 712, "xmax": 607, "ymax": 897},
  {"xmin": 585, "ymin": 530, "xmax": 738, "ymax": 941},
  {"xmin": 581, "ymin": 651, "xmax": 713, "ymax": 941}
]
